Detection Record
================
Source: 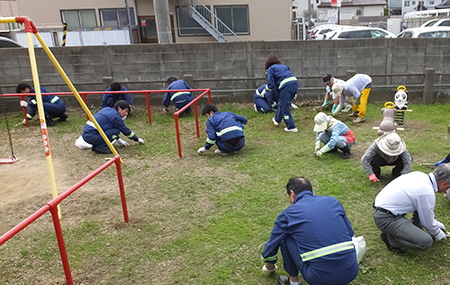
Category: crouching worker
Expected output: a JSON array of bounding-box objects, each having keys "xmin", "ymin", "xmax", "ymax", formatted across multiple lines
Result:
[
  {"xmin": 254, "ymin": 84, "xmax": 277, "ymax": 113},
  {"xmin": 197, "ymin": 104, "xmax": 247, "ymax": 155},
  {"xmin": 162, "ymin": 77, "xmax": 193, "ymax": 114},
  {"xmin": 313, "ymin": 112, "xmax": 355, "ymax": 159},
  {"xmin": 17, "ymin": 83, "xmax": 68, "ymax": 126},
  {"xmin": 361, "ymin": 132, "xmax": 412, "ymax": 182},
  {"xmin": 77, "ymin": 100, "xmax": 144, "ymax": 154},
  {"xmin": 261, "ymin": 177, "xmax": 359, "ymax": 285},
  {"xmin": 373, "ymin": 164, "xmax": 450, "ymax": 254}
]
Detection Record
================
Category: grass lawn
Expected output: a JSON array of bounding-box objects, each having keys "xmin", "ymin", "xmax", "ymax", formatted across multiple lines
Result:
[{"xmin": 1, "ymin": 102, "xmax": 450, "ymax": 284}]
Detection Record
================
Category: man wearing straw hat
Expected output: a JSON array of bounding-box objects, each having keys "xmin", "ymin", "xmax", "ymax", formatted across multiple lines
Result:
[
  {"xmin": 361, "ymin": 132, "xmax": 412, "ymax": 182},
  {"xmin": 313, "ymin": 112, "xmax": 355, "ymax": 159},
  {"xmin": 373, "ymin": 163, "xmax": 450, "ymax": 253}
]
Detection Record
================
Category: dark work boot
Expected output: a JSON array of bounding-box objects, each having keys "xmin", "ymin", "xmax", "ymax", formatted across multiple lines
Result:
[
  {"xmin": 46, "ymin": 117, "xmax": 55, "ymax": 126},
  {"xmin": 339, "ymin": 145, "xmax": 351, "ymax": 159},
  {"xmin": 58, "ymin": 113, "xmax": 68, "ymax": 121}
]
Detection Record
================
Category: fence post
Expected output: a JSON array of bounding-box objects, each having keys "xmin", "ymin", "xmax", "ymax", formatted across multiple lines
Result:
[
  {"xmin": 423, "ymin": 68, "xmax": 435, "ymax": 105},
  {"xmin": 183, "ymin": 74, "xmax": 194, "ymax": 88},
  {"xmin": 103, "ymin": 76, "xmax": 113, "ymax": 89}
]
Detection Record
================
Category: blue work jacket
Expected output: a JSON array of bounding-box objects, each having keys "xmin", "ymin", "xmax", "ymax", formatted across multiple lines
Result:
[
  {"xmin": 204, "ymin": 111, "xmax": 247, "ymax": 150},
  {"xmin": 101, "ymin": 87, "xmax": 132, "ymax": 108},
  {"xmin": 162, "ymin": 80, "xmax": 193, "ymax": 109},
  {"xmin": 254, "ymin": 84, "xmax": 277, "ymax": 107},
  {"xmin": 266, "ymin": 64, "xmax": 297, "ymax": 92},
  {"xmin": 26, "ymin": 86, "xmax": 65, "ymax": 118},
  {"xmin": 262, "ymin": 191, "xmax": 355, "ymax": 264}
]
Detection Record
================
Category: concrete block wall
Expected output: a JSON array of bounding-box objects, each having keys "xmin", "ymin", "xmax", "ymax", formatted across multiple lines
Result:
[{"xmin": 1, "ymin": 38, "xmax": 450, "ymax": 108}]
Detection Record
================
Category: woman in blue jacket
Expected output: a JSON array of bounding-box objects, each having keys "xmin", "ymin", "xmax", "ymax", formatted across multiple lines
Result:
[{"xmin": 265, "ymin": 54, "xmax": 298, "ymax": 132}]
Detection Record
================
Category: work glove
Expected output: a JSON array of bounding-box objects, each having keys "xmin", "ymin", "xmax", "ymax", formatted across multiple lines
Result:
[
  {"xmin": 261, "ymin": 89, "xmax": 267, "ymax": 97},
  {"xmin": 331, "ymin": 104, "xmax": 338, "ymax": 113},
  {"xmin": 332, "ymin": 104, "xmax": 343, "ymax": 116},
  {"xmin": 436, "ymin": 221, "xmax": 446, "ymax": 231},
  {"xmin": 290, "ymin": 103, "xmax": 298, "ymax": 110},
  {"xmin": 435, "ymin": 158, "xmax": 449, "ymax": 167},
  {"xmin": 368, "ymin": 174, "xmax": 380, "ymax": 182},
  {"xmin": 315, "ymin": 141, "xmax": 321, "ymax": 152},
  {"xmin": 138, "ymin": 138, "xmax": 145, "ymax": 144},
  {"xmin": 352, "ymin": 97, "xmax": 361, "ymax": 105},
  {"xmin": 262, "ymin": 264, "xmax": 278, "ymax": 273},
  {"xmin": 197, "ymin": 146, "xmax": 206, "ymax": 155},
  {"xmin": 163, "ymin": 107, "xmax": 169, "ymax": 113},
  {"xmin": 20, "ymin": 100, "xmax": 28, "ymax": 107},
  {"xmin": 322, "ymin": 99, "xmax": 328, "ymax": 107},
  {"xmin": 315, "ymin": 145, "xmax": 331, "ymax": 157},
  {"xmin": 293, "ymin": 94, "xmax": 298, "ymax": 101},
  {"xmin": 433, "ymin": 229, "xmax": 447, "ymax": 241},
  {"xmin": 117, "ymin": 138, "xmax": 129, "ymax": 146}
]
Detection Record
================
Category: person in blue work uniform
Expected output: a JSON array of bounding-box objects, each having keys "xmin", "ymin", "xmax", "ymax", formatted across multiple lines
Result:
[
  {"xmin": 313, "ymin": 112, "xmax": 355, "ymax": 159},
  {"xmin": 253, "ymin": 84, "xmax": 277, "ymax": 113},
  {"xmin": 81, "ymin": 100, "xmax": 144, "ymax": 154},
  {"xmin": 162, "ymin": 77, "xmax": 193, "ymax": 114},
  {"xmin": 101, "ymin": 82, "xmax": 132, "ymax": 109},
  {"xmin": 17, "ymin": 82, "xmax": 68, "ymax": 126},
  {"xmin": 197, "ymin": 104, "xmax": 247, "ymax": 155},
  {"xmin": 265, "ymin": 54, "xmax": 299, "ymax": 132},
  {"xmin": 262, "ymin": 177, "xmax": 359, "ymax": 285}
]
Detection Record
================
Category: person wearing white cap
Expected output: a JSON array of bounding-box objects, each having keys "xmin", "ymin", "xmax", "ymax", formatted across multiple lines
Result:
[
  {"xmin": 361, "ymin": 133, "xmax": 412, "ymax": 182},
  {"xmin": 313, "ymin": 112, "xmax": 355, "ymax": 159},
  {"xmin": 373, "ymin": 163, "xmax": 450, "ymax": 253},
  {"xmin": 332, "ymin": 74, "xmax": 372, "ymax": 123},
  {"xmin": 321, "ymin": 74, "xmax": 346, "ymax": 113}
]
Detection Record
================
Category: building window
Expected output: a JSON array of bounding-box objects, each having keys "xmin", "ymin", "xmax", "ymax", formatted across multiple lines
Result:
[
  {"xmin": 215, "ymin": 5, "xmax": 249, "ymax": 35},
  {"xmin": 405, "ymin": 1, "xmax": 410, "ymax": 7},
  {"xmin": 100, "ymin": 8, "xmax": 136, "ymax": 27},
  {"xmin": 61, "ymin": 10, "xmax": 97, "ymax": 28},
  {"xmin": 430, "ymin": 1, "xmax": 434, "ymax": 4},
  {"xmin": 176, "ymin": 6, "xmax": 211, "ymax": 36}
]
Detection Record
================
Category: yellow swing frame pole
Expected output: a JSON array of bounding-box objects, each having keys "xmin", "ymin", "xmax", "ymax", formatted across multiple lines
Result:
[
  {"xmin": 25, "ymin": 31, "xmax": 62, "ymax": 218},
  {"xmin": 33, "ymin": 33, "xmax": 122, "ymax": 162}
]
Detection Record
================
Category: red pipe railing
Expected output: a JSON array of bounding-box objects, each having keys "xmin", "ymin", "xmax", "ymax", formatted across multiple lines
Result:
[
  {"xmin": 0, "ymin": 155, "xmax": 127, "ymax": 285},
  {"xmin": 174, "ymin": 89, "xmax": 211, "ymax": 158},
  {"xmin": 3, "ymin": 89, "xmax": 210, "ymax": 128}
]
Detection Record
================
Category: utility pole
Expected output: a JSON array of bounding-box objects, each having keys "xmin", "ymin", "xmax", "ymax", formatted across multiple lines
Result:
[
  {"xmin": 125, "ymin": 0, "xmax": 133, "ymax": 43},
  {"xmin": 307, "ymin": 0, "xmax": 312, "ymax": 29},
  {"xmin": 153, "ymin": 0, "xmax": 173, "ymax": 44}
]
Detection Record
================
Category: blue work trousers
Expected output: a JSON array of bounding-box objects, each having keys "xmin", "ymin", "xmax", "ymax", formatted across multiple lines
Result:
[
  {"xmin": 274, "ymin": 83, "xmax": 298, "ymax": 129},
  {"xmin": 216, "ymin": 137, "xmax": 245, "ymax": 153},
  {"xmin": 44, "ymin": 100, "xmax": 66, "ymax": 118},
  {"xmin": 254, "ymin": 97, "xmax": 272, "ymax": 113},
  {"xmin": 280, "ymin": 235, "xmax": 359, "ymax": 285},
  {"xmin": 83, "ymin": 129, "xmax": 118, "ymax": 151}
]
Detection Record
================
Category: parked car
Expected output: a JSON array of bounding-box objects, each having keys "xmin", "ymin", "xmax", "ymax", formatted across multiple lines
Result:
[
  {"xmin": 324, "ymin": 27, "xmax": 396, "ymax": 40},
  {"xmin": 310, "ymin": 25, "xmax": 352, "ymax": 40},
  {"xmin": 420, "ymin": 18, "xmax": 450, "ymax": 27},
  {"xmin": 0, "ymin": 36, "xmax": 23, "ymax": 48},
  {"xmin": 397, "ymin": 26, "xmax": 450, "ymax": 38}
]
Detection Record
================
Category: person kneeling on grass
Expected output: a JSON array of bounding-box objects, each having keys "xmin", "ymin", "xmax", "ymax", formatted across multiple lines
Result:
[
  {"xmin": 373, "ymin": 163, "xmax": 450, "ymax": 254},
  {"xmin": 313, "ymin": 112, "xmax": 355, "ymax": 159},
  {"xmin": 197, "ymin": 104, "xmax": 247, "ymax": 155},
  {"xmin": 76, "ymin": 100, "xmax": 144, "ymax": 154},
  {"xmin": 361, "ymin": 132, "xmax": 412, "ymax": 182},
  {"xmin": 261, "ymin": 177, "xmax": 359, "ymax": 285}
]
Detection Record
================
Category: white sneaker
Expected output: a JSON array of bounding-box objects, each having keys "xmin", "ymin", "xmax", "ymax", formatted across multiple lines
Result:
[
  {"xmin": 75, "ymin": 136, "xmax": 93, "ymax": 149},
  {"xmin": 272, "ymin": 117, "xmax": 279, "ymax": 126},
  {"xmin": 254, "ymin": 104, "xmax": 258, "ymax": 112},
  {"xmin": 284, "ymin": 127, "xmax": 298, "ymax": 133}
]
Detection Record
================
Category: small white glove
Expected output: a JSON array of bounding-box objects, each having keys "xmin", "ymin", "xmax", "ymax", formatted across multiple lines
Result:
[
  {"xmin": 163, "ymin": 107, "xmax": 169, "ymax": 113},
  {"xmin": 197, "ymin": 147, "xmax": 206, "ymax": 155},
  {"xmin": 262, "ymin": 264, "xmax": 278, "ymax": 273},
  {"xmin": 293, "ymin": 94, "xmax": 298, "ymax": 101},
  {"xmin": 436, "ymin": 221, "xmax": 447, "ymax": 231},
  {"xmin": 15, "ymin": 119, "xmax": 27, "ymax": 126},
  {"xmin": 434, "ymin": 229, "xmax": 447, "ymax": 241},
  {"xmin": 290, "ymin": 103, "xmax": 298, "ymax": 110},
  {"xmin": 20, "ymin": 100, "xmax": 28, "ymax": 107},
  {"xmin": 117, "ymin": 138, "xmax": 129, "ymax": 146},
  {"xmin": 315, "ymin": 141, "xmax": 321, "ymax": 152},
  {"xmin": 138, "ymin": 138, "xmax": 145, "ymax": 144}
]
